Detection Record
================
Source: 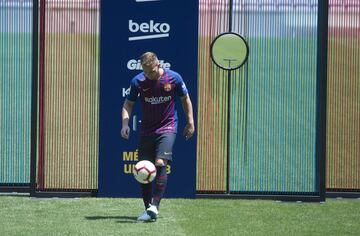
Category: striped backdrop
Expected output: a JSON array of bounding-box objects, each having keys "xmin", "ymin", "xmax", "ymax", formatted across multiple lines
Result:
[
  {"xmin": 197, "ymin": 0, "xmax": 319, "ymax": 194},
  {"xmin": 197, "ymin": 0, "xmax": 230, "ymax": 192},
  {"xmin": 327, "ymin": 1, "xmax": 360, "ymax": 191},
  {"xmin": 36, "ymin": 0, "xmax": 100, "ymax": 190},
  {"xmin": 1, "ymin": 0, "xmax": 359, "ymax": 194},
  {"xmin": 0, "ymin": 0, "xmax": 32, "ymax": 185},
  {"xmin": 230, "ymin": 1, "xmax": 318, "ymax": 193}
]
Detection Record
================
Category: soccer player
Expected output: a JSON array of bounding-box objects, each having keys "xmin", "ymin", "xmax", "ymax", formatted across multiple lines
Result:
[{"xmin": 121, "ymin": 52, "xmax": 195, "ymax": 221}]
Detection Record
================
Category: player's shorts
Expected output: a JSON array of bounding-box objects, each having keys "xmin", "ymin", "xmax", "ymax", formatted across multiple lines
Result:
[{"xmin": 138, "ymin": 133, "xmax": 176, "ymax": 163}]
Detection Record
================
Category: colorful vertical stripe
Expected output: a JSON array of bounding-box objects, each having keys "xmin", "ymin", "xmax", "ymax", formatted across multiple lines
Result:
[
  {"xmin": 327, "ymin": 1, "xmax": 360, "ymax": 190},
  {"xmin": 197, "ymin": 1, "xmax": 319, "ymax": 193},
  {"xmin": 197, "ymin": 0, "xmax": 230, "ymax": 192},
  {"xmin": 229, "ymin": 1, "xmax": 318, "ymax": 193},
  {"xmin": 0, "ymin": 0, "xmax": 32, "ymax": 184},
  {"xmin": 37, "ymin": 0, "xmax": 100, "ymax": 190}
]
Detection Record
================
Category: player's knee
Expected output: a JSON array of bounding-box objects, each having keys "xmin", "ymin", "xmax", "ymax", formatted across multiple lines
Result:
[
  {"xmin": 155, "ymin": 158, "xmax": 166, "ymax": 167},
  {"xmin": 156, "ymin": 177, "xmax": 167, "ymax": 185}
]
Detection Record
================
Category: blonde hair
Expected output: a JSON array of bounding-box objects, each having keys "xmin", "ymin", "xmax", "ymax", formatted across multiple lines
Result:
[{"xmin": 140, "ymin": 52, "xmax": 159, "ymax": 67}]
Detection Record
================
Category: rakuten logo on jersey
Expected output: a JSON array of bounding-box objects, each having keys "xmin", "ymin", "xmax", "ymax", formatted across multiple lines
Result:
[
  {"xmin": 144, "ymin": 96, "xmax": 171, "ymax": 105},
  {"xmin": 127, "ymin": 59, "xmax": 171, "ymax": 71},
  {"xmin": 128, "ymin": 20, "xmax": 170, "ymax": 41}
]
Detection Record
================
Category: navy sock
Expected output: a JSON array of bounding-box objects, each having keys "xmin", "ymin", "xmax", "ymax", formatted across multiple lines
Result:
[
  {"xmin": 152, "ymin": 165, "xmax": 168, "ymax": 209},
  {"xmin": 141, "ymin": 183, "xmax": 152, "ymax": 209}
]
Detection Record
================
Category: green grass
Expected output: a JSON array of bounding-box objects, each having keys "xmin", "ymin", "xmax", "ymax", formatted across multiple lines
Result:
[{"xmin": 1, "ymin": 196, "xmax": 360, "ymax": 236}]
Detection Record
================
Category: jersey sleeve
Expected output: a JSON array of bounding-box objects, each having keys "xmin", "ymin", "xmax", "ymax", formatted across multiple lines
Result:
[
  {"xmin": 126, "ymin": 79, "xmax": 139, "ymax": 102},
  {"xmin": 175, "ymin": 73, "xmax": 188, "ymax": 97}
]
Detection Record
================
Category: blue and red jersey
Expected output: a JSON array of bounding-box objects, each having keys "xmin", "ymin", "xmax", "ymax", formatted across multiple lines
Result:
[{"xmin": 127, "ymin": 69, "xmax": 188, "ymax": 136}]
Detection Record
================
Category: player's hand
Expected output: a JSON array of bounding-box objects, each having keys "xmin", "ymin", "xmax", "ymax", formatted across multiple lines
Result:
[
  {"xmin": 183, "ymin": 122, "xmax": 195, "ymax": 140},
  {"xmin": 121, "ymin": 125, "xmax": 130, "ymax": 139}
]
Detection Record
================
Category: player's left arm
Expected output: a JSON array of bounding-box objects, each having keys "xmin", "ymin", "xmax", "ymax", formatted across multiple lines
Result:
[{"xmin": 180, "ymin": 94, "xmax": 195, "ymax": 140}]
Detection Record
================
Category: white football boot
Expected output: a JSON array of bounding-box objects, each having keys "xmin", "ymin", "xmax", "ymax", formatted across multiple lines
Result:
[
  {"xmin": 137, "ymin": 210, "xmax": 152, "ymax": 222},
  {"xmin": 146, "ymin": 204, "xmax": 159, "ymax": 220}
]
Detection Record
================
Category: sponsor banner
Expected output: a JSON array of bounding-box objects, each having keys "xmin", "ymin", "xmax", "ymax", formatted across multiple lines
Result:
[
  {"xmin": 99, "ymin": 0, "xmax": 198, "ymax": 197},
  {"xmin": 127, "ymin": 59, "xmax": 171, "ymax": 71}
]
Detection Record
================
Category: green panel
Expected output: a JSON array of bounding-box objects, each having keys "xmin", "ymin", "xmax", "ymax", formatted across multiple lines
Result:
[
  {"xmin": 229, "ymin": 7, "xmax": 318, "ymax": 193},
  {"xmin": 0, "ymin": 5, "xmax": 32, "ymax": 184}
]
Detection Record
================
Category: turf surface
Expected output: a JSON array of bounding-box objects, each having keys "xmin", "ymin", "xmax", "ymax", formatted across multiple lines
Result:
[{"xmin": 0, "ymin": 196, "xmax": 359, "ymax": 235}]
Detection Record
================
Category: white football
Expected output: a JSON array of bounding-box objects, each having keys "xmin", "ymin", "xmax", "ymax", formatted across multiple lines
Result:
[{"xmin": 133, "ymin": 160, "xmax": 157, "ymax": 184}]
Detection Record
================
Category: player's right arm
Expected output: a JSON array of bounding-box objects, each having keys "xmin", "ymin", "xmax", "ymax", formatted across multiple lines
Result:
[
  {"xmin": 121, "ymin": 99, "xmax": 135, "ymax": 139},
  {"xmin": 122, "ymin": 77, "xmax": 139, "ymax": 139}
]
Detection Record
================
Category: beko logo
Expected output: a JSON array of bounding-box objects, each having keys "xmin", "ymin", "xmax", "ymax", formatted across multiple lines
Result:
[
  {"xmin": 128, "ymin": 20, "xmax": 170, "ymax": 41},
  {"xmin": 127, "ymin": 59, "xmax": 171, "ymax": 70}
]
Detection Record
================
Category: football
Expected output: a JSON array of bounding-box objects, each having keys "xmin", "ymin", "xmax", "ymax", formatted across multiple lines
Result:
[{"xmin": 133, "ymin": 160, "xmax": 157, "ymax": 184}]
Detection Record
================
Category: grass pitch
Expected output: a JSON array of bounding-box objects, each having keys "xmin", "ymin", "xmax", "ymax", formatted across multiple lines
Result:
[{"xmin": 0, "ymin": 196, "xmax": 359, "ymax": 236}]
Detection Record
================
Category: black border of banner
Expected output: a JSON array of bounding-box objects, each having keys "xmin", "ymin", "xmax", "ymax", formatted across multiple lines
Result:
[
  {"xmin": 0, "ymin": 184, "xmax": 30, "ymax": 193},
  {"xmin": 197, "ymin": 193, "xmax": 321, "ymax": 202},
  {"xmin": 315, "ymin": 0, "xmax": 328, "ymax": 202},
  {"xmin": 326, "ymin": 190, "xmax": 360, "ymax": 198},
  {"xmin": 29, "ymin": 0, "xmax": 39, "ymax": 197}
]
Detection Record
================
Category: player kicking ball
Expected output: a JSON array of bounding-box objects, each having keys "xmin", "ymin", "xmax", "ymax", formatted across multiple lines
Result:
[{"xmin": 121, "ymin": 52, "xmax": 195, "ymax": 222}]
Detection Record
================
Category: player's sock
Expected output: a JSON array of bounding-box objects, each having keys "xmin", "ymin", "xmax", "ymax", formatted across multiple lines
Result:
[
  {"xmin": 152, "ymin": 165, "xmax": 167, "ymax": 209},
  {"xmin": 141, "ymin": 183, "xmax": 152, "ymax": 209}
]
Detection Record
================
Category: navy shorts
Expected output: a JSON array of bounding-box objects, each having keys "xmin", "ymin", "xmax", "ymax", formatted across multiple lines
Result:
[{"xmin": 138, "ymin": 133, "xmax": 176, "ymax": 163}]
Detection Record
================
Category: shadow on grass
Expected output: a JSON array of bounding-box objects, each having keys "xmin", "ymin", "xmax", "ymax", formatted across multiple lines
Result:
[{"xmin": 85, "ymin": 216, "xmax": 143, "ymax": 224}]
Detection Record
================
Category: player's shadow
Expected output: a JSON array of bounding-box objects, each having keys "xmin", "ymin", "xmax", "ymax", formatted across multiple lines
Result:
[{"xmin": 85, "ymin": 216, "xmax": 138, "ymax": 224}]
